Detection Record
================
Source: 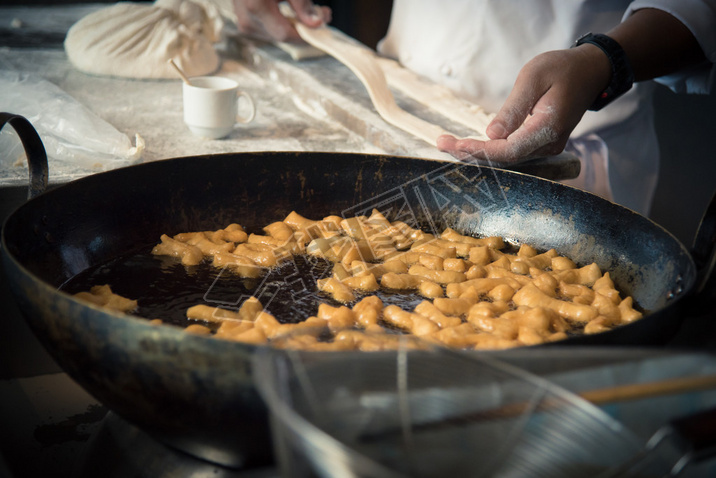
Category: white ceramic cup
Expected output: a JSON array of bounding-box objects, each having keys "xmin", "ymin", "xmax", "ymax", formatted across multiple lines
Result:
[{"xmin": 182, "ymin": 76, "xmax": 256, "ymax": 139}]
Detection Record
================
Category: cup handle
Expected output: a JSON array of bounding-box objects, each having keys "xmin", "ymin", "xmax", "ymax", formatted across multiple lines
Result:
[{"xmin": 236, "ymin": 91, "xmax": 256, "ymax": 124}]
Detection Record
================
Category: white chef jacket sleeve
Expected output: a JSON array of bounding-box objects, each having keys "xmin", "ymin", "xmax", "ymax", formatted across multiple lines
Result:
[{"xmin": 624, "ymin": 0, "xmax": 716, "ymax": 94}]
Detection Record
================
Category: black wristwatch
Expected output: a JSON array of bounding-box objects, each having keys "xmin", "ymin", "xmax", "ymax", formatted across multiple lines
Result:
[{"xmin": 572, "ymin": 32, "xmax": 634, "ymax": 111}]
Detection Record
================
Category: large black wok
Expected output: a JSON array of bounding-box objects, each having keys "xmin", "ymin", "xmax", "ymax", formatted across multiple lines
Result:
[{"xmin": 2, "ymin": 114, "xmax": 715, "ymax": 468}]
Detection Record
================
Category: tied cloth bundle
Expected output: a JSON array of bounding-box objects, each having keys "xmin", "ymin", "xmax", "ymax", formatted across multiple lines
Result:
[{"xmin": 64, "ymin": 0, "xmax": 235, "ymax": 79}]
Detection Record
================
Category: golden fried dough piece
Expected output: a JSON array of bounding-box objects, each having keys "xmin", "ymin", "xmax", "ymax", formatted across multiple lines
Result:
[
  {"xmin": 383, "ymin": 305, "xmax": 439, "ymax": 336},
  {"xmin": 408, "ymin": 264, "xmax": 466, "ymax": 285},
  {"xmin": 187, "ymin": 304, "xmax": 241, "ymax": 323},
  {"xmin": 317, "ymin": 277, "xmax": 356, "ymax": 303},
  {"xmin": 152, "ymin": 234, "xmax": 203, "ymax": 266},
  {"xmin": 380, "ymin": 272, "xmax": 425, "ymax": 290},
  {"xmin": 352, "ymin": 295, "xmax": 384, "ymax": 329},
  {"xmin": 440, "ymin": 228, "xmax": 505, "ymax": 249},
  {"xmin": 74, "ymin": 284, "xmax": 138, "ymax": 313},
  {"xmin": 185, "ymin": 324, "xmax": 212, "ymax": 335},
  {"xmin": 233, "ymin": 243, "xmax": 284, "ymax": 267},
  {"xmin": 263, "ymin": 221, "xmax": 295, "ymax": 242},
  {"xmin": 211, "ymin": 252, "xmax": 264, "ymax": 278},
  {"xmin": 317, "ymin": 303, "xmax": 356, "ymax": 333},
  {"xmin": 413, "ymin": 301, "xmax": 462, "ymax": 328},
  {"xmin": 418, "ymin": 280, "xmax": 444, "ymax": 299},
  {"xmin": 512, "ymin": 283, "xmax": 598, "ymax": 323}
]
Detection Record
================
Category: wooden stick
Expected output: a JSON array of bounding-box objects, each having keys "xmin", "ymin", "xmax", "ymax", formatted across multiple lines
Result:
[
  {"xmin": 167, "ymin": 58, "xmax": 191, "ymax": 85},
  {"xmin": 580, "ymin": 374, "xmax": 716, "ymax": 406},
  {"xmin": 489, "ymin": 374, "xmax": 716, "ymax": 421}
]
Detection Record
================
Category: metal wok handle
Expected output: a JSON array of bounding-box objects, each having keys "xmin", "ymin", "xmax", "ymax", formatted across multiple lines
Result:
[
  {"xmin": 0, "ymin": 112, "xmax": 48, "ymax": 199},
  {"xmin": 690, "ymin": 190, "xmax": 716, "ymax": 306}
]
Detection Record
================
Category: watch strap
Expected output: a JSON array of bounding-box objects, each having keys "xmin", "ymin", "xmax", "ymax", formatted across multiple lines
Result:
[{"xmin": 573, "ymin": 33, "xmax": 635, "ymax": 111}]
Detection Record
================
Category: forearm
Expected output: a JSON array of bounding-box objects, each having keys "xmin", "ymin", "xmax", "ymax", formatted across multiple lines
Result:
[{"xmin": 606, "ymin": 7, "xmax": 707, "ymax": 82}]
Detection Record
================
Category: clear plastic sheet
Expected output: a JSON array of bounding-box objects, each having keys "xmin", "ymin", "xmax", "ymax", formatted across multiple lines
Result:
[{"xmin": 0, "ymin": 70, "xmax": 144, "ymax": 172}]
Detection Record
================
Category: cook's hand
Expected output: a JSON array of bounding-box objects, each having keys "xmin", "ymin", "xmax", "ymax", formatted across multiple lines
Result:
[
  {"xmin": 232, "ymin": 0, "xmax": 331, "ymax": 43},
  {"xmin": 437, "ymin": 46, "xmax": 611, "ymax": 163}
]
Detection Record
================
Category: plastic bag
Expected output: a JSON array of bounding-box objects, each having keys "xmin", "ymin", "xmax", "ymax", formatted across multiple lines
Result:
[{"xmin": 0, "ymin": 70, "xmax": 144, "ymax": 171}]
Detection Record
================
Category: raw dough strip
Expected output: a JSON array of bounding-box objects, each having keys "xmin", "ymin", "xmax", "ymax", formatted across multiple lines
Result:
[
  {"xmin": 294, "ymin": 23, "xmax": 450, "ymax": 147},
  {"xmin": 377, "ymin": 57, "xmax": 495, "ymax": 140}
]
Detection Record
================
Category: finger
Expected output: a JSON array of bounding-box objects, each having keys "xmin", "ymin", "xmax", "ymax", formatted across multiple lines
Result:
[
  {"xmin": 437, "ymin": 135, "xmax": 482, "ymax": 162},
  {"xmin": 289, "ymin": 0, "xmax": 329, "ymax": 27},
  {"xmin": 452, "ymin": 137, "xmax": 510, "ymax": 163},
  {"xmin": 235, "ymin": 0, "xmax": 300, "ymax": 42},
  {"xmin": 436, "ymin": 134, "xmax": 459, "ymax": 151},
  {"xmin": 261, "ymin": 1, "xmax": 301, "ymax": 41},
  {"xmin": 449, "ymin": 105, "xmax": 562, "ymax": 163},
  {"xmin": 500, "ymin": 107, "xmax": 559, "ymax": 158},
  {"xmin": 486, "ymin": 68, "xmax": 546, "ymax": 141},
  {"xmin": 317, "ymin": 6, "xmax": 332, "ymax": 25}
]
